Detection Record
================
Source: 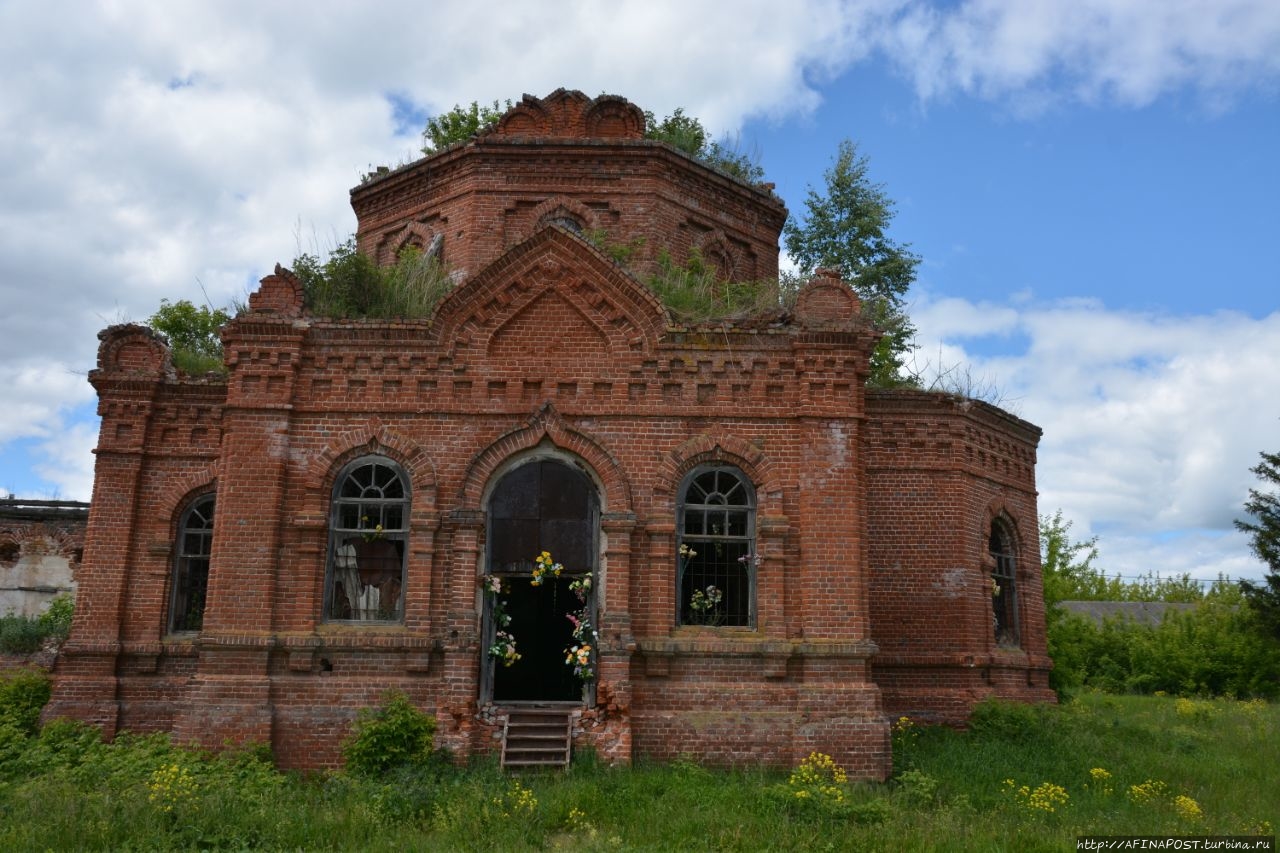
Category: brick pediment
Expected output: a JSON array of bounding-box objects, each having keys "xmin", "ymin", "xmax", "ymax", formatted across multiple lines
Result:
[{"xmin": 428, "ymin": 226, "xmax": 668, "ymax": 366}]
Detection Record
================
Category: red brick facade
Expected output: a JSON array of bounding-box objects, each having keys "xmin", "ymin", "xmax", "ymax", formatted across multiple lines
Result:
[{"xmin": 47, "ymin": 90, "xmax": 1052, "ymax": 778}]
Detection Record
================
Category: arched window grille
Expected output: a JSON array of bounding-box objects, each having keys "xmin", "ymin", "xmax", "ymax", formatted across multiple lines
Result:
[
  {"xmin": 677, "ymin": 465, "xmax": 756, "ymax": 627},
  {"xmin": 989, "ymin": 520, "xmax": 1020, "ymax": 647},
  {"xmin": 170, "ymin": 494, "xmax": 214, "ymax": 633},
  {"xmin": 325, "ymin": 456, "xmax": 410, "ymax": 622}
]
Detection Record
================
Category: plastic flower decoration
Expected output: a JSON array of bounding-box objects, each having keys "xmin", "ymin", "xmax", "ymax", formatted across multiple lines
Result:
[
  {"xmin": 490, "ymin": 630, "xmax": 521, "ymax": 667},
  {"xmin": 359, "ymin": 514, "xmax": 385, "ymax": 542},
  {"xmin": 532, "ymin": 550, "xmax": 563, "ymax": 587}
]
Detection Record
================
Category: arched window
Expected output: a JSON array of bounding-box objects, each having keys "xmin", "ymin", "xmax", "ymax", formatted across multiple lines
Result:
[
  {"xmin": 326, "ymin": 456, "xmax": 410, "ymax": 622},
  {"xmin": 170, "ymin": 494, "xmax": 214, "ymax": 633},
  {"xmin": 677, "ymin": 465, "xmax": 756, "ymax": 627},
  {"xmin": 989, "ymin": 520, "xmax": 1019, "ymax": 647}
]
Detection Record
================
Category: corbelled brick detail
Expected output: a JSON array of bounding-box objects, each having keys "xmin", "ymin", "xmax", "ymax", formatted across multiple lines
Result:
[{"xmin": 47, "ymin": 91, "xmax": 1052, "ymax": 779}]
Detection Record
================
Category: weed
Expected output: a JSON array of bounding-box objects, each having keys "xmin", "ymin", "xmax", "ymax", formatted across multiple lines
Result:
[{"xmin": 895, "ymin": 768, "xmax": 941, "ymax": 807}]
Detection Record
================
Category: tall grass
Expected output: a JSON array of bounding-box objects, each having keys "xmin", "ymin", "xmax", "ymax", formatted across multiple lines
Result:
[
  {"xmin": 643, "ymin": 248, "xmax": 790, "ymax": 324},
  {"xmin": 0, "ymin": 673, "xmax": 1273, "ymax": 851}
]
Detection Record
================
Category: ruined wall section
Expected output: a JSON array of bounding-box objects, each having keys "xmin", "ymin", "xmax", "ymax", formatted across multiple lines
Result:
[
  {"xmin": 0, "ymin": 499, "xmax": 87, "ymax": 620},
  {"xmin": 864, "ymin": 389, "xmax": 1054, "ymax": 722}
]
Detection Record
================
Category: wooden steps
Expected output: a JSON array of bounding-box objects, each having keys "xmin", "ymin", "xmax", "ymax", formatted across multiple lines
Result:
[{"xmin": 500, "ymin": 706, "xmax": 573, "ymax": 770}]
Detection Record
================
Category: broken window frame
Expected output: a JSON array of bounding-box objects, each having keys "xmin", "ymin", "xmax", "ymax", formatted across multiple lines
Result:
[
  {"xmin": 169, "ymin": 493, "xmax": 215, "ymax": 634},
  {"xmin": 676, "ymin": 464, "xmax": 757, "ymax": 628},
  {"xmin": 989, "ymin": 519, "xmax": 1020, "ymax": 648},
  {"xmin": 324, "ymin": 455, "xmax": 410, "ymax": 624}
]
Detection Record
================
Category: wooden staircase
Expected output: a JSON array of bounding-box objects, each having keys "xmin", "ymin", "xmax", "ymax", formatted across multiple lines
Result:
[{"xmin": 500, "ymin": 706, "xmax": 573, "ymax": 769}]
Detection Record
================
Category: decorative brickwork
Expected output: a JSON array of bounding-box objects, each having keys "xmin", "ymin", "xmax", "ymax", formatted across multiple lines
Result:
[{"xmin": 47, "ymin": 90, "xmax": 1052, "ymax": 779}]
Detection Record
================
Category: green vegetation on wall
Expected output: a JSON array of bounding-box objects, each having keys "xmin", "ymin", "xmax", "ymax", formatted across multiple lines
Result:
[
  {"xmin": 290, "ymin": 238, "xmax": 454, "ymax": 320},
  {"xmin": 148, "ymin": 299, "xmax": 230, "ymax": 375}
]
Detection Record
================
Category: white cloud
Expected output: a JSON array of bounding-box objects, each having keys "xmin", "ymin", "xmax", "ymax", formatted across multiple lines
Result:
[
  {"xmin": 32, "ymin": 421, "xmax": 98, "ymax": 503},
  {"xmin": 914, "ymin": 293, "xmax": 1280, "ymax": 581},
  {"xmin": 883, "ymin": 0, "xmax": 1280, "ymax": 109},
  {"xmin": 0, "ymin": 363, "xmax": 95, "ymax": 447},
  {"xmin": 0, "ymin": 0, "xmax": 900, "ymax": 494}
]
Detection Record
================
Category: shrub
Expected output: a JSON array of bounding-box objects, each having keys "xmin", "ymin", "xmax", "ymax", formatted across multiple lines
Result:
[
  {"xmin": 968, "ymin": 697, "xmax": 1050, "ymax": 742},
  {"xmin": 148, "ymin": 299, "xmax": 230, "ymax": 375},
  {"xmin": 37, "ymin": 593, "xmax": 73, "ymax": 640},
  {"xmin": 1048, "ymin": 593, "xmax": 1280, "ymax": 699},
  {"xmin": 0, "ymin": 668, "xmax": 51, "ymax": 735},
  {"xmin": 342, "ymin": 691, "xmax": 436, "ymax": 777},
  {"xmin": 0, "ymin": 595, "xmax": 75, "ymax": 654},
  {"xmin": 0, "ymin": 614, "xmax": 46, "ymax": 654}
]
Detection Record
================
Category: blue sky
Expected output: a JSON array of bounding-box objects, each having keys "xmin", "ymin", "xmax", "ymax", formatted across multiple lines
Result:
[{"xmin": 1, "ymin": 0, "xmax": 1277, "ymax": 584}]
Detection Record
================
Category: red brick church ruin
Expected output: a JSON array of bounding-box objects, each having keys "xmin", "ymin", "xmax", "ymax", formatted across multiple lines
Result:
[{"xmin": 47, "ymin": 90, "xmax": 1052, "ymax": 778}]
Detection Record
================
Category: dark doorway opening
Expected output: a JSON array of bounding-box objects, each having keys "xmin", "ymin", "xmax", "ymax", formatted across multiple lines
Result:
[
  {"xmin": 493, "ymin": 575, "xmax": 581, "ymax": 701},
  {"xmin": 487, "ymin": 459, "xmax": 597, "ymax": 703}
]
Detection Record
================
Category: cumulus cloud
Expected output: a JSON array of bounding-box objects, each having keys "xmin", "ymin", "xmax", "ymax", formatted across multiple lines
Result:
[
  {"xmin": 913, "ymin": 294, "xmax": 1280, "ymax": 582},
  {"xmin": 0, "ymin": 0, "xmax": 900, "ymax": 498},
  {"xmin": 882, "ymin": 0, "xmax": 1280, "ymax": 109}
]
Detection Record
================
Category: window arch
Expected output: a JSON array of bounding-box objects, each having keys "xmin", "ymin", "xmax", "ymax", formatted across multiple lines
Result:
[
  {"xmin": 542, "ymin": 212, "xmax": 584, "ymax": 234},
  {"xmin": 170, "ymin": 494, "xmax": 214, "ymax": 633},
  {"xmin": 677, "ymin": 465, "xmax": 756, "ymax": 627},
  {"xmin": 989, "ymin": 519, "xmax": 1019, "ymax": 647},
  {"xmin": 325, "ymin": 455, "xmax": 410, "ymax": 622}
]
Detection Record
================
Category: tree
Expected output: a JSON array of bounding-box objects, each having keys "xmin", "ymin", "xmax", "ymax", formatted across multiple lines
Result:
[
  {"xmin": 643, "ymin": 108, "xmax": 764, "ymax": 184},
  {"xmin": 1040, "ymin": 510, "xmax": 1101, "ymax": 615},
  {"xmin": 148, "ymin": 299, "xmax": 230, "ymax": 375},
  {"xmin": 421, "ymin": 100, "xmax": 510, "ymax": 153},
  {"xmin": 1236, "ymin": 450, "xmax": 1280, "ymax": 641},
  {"xmin": 643, "ymin": 107, "xmax": 707, "ymax": 156},
  {"xmin": 784, "ymin": 140, "xmax": 921, "ymax": 387}
]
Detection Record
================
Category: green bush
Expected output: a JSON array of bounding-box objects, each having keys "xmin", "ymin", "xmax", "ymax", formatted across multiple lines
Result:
[
  {"xmin": 148, "ymin": 299, "xmax": 230, "ymax": 375},
  {"xmin": 0, "ymin": 615, "xmax": 46, "ymax": 654},
  {"xmin": 1048, "ymin": 592, "xmax": 1280, "ymax": 698},
  {"xmin": 968, "ymin": 697, "xmax": 1056, "ymax": 742},
  {"xmin": 0, "ymin": 595, "xmax": 74, "ymax": 654},
  {"xmin": 37, "ymin": 593, "xmax": 73, "ymax": 640},
  {"xmin": 342, "ymin": 691, "xmax": 436, "ymax": 777},
  {"xmin": 0, "ymin": 669, "xmax": 51, "ymax": 735}
]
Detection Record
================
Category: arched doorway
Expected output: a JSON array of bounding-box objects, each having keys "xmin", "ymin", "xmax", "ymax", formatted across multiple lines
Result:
[{"xmin": 485, "ymin": 457, "xmax": 598, "ymax": 703}]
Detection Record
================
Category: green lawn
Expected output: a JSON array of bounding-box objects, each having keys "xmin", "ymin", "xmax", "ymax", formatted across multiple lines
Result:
[{"xmin": 0, "ymin": 690, "xmax": 1274, "ymax": 851}]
